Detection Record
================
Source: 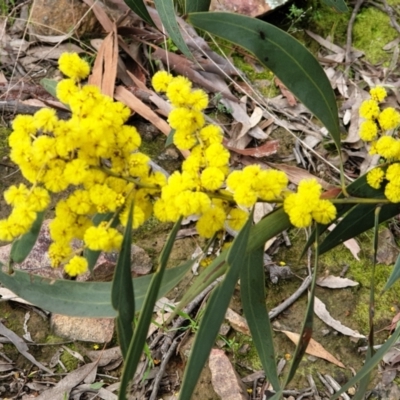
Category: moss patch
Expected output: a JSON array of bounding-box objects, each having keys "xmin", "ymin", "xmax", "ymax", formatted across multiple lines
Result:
[
  {"xmin": 309, "ymin": 4, "xmax": 396, "ymax": 65},
  {"xmin": 59, "ymin": 346, "xmax": 81, "ymax": 372},
  {"xmin": 353, "ymin": 7, "xmax": 397, "ymax": 65},
  {"xmin": 310, "ymin": 4, "xmax": 351, "ymax": 45}
]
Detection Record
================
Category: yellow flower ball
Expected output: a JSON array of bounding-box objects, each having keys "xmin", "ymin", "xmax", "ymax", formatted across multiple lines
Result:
[
  {"xmin": 64, "ymin": 256, "xmax": 88, "ymax": 276},
  {"xmin": 386, "ymin": 163, "xmax": 400, "ymax": 184},
  {"xmin": 375, "ymin": 136, "xmax": 400, "ymax": 159},
  {"xmin": 152, "ymin": 71, "xmax": 173, "ymax": 93},
  {"xmin": 378, "ymin": 107, "xmax": 400, "ymax": 131},
  {"xmin": 196, "ymin": 206, "xmax": 226, "ymax": 238},
  {"xmin": 33, "ymin": 108, "xmax": 58, "ymax": 132},
  {"xmin": 369, "ymin": 86, "xmax": 387, "ymax": 102},
  {"xmin": 166, "ymin": 76, "xmax": 192, "ymax": 107},
  {"xmin": 0, "ymin": 219, "xmax": 17, "ymax": 241},
  {"xmin": 287, "ymin": 205, "xmax": 312, "ymax": 228},
  {"xmin": 227, "ymin": 208, "xmax": 248, "ymax": 231},
  {"xmin": 385, "ymin": 182, "xmax": 400, "ymax": 203},
  {"xmin": 359, "ymin": 99, "xmax": 380, "ymax": 120},
  {"xmin": 56, "ymin": 79, "xmax": 79, "ymax": 104},
  {"xmin": 311, "ymin": 199, "xmax": 336, "ymax": 225},
  {"xmin": 359, "ymin": 120, "xmax": 378, "ymax": 142},
  {"xmin": 187, "ymin": 89, "xmax": 209, "ymax": 111},
  {"xmin": 4, "ymin": 183, "xmax": 29, "ymax": 206},
  {"xmin": 58, "ymin": 52, "xmax": 90, "ymax": 81},
  {"xmin": 201, "ymin": 167, "xmax": 225, "ymax": 191},
  {"xmin": 366, "ymin": 168, "xmax": 385, "ymax": 189}
]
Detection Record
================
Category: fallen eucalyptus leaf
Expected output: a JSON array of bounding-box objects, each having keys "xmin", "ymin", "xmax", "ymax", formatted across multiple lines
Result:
[
  {"xmin": 317, "ymin": 275, "xmax": 359, "ymax": 289},
  {"xmin": 281, "ymin": 330, "xmax": 345, "ymax": 368},
  {"xmin": 314, "ymin": 297, "xmax": 365, "ymax": 339}
]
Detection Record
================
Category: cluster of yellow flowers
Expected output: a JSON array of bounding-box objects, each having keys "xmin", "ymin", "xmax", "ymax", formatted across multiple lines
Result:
[
  {"xmin": 283, "ymin": 179, "xmax": 336, "ymax": 228},
  {"xmin": 0, "ymin": 53, "xmax": 338, "ymax": 276},
  {"xmin": 152, "ymin": 71, "xmax": 249, "ymax": 237},
  {"xmin": 1, "ymin": 53, "xmax": 165, "ymax": 276},
  {"xmin": 152, "ymin": 71, "xmax": 336, "ymax": 233},
  {"xmin": 360, "ymin": 87, "xmax": 400, "ymax": 201}
]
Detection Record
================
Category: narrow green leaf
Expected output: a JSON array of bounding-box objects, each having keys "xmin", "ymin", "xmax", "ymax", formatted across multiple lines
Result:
[
  {"xmin": 352, "ymin": 346, "xmax": 371, "ymax": 400},
  {"xmin": 10, "ymin": 212, "xmax": 45, "ymax": 264},
  {"xmin": 154, "ymin": 0, "xmax": 193, "ymax": 59},
  {"xmin": 319, "ymin": 202, "xmax": 399, "ymax": 255},
  {"xmin": 123, "ymin": 0, "xmax": 155, "ymax": 27},
  {"xmin": 40, "ymin": 78, "xmax": 58, "ymax": 99},
  {"xmin": 184, "ymin": 0, "xmax": 211, "ymax": 13},
  {"xmin": 330, "ymin": 323, "xmax": 400, "ymax": 399},
  {"xmin": 0, "ymin": 260, "xmax": 192, "ymax": 317},
  {"xmin": 248, "ymin": 207, "xmax": 291, "ymax": 253},
  {"xmin": 269, "ymin": 391, "xmax": 284, "ymax": 400},
  {"xmin": 118, "ymin": 217, "xmax": 182, "ymax": 400},
  {"xmin": 112, "ymin": 205, "xmax": 134, "ymax": 358},
  {"xmin": 352, "ymin": 208, "xmax": 381, "ymax": 400},
  {"xmin": 165, "ymin": 129, "xmax": 175, "ymax": 147},
  {"xmin": 188, "ymin": 12, "xmax": 340, "ymax": 148},
  {"xmin": 321, "ymin": 0, "xmax": 349, "ymax": 13},
  {"xmin": 240, "ymin": 246, "xmax": 280, "ymax": 391},
  {"xmin": 284, "ymin": 226, "xmax": 320, "ymax": 386},
  {"xmin": 383, "ymin": 253, "xmax": 400, "ymax": 292},
  {"xmin": 178, "ymin": 214, "xmax": 252, "ymax": 400},
  {"xmin": 168, "ymin": 250, "xmax": 228, "ymax": 321}
]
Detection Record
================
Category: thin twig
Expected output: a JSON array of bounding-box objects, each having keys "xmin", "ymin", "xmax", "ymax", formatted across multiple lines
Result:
[
  {"xmin": 149, "ymin": 277, "xmax": 222, "ymax": 351},
  {"xmin": 268, "ymin": 276, "xmax": 312, "ymax": 320},
  {"xmin": 345, "ymin": 0, "xmax": 365, "ymax": 75},
  {"xmin": 148, "ymin": 333, "xmax": 184, "ymax": 400},
  {"xmin": 324, "ymin": 375, "xmax": 351, "ymax": 400},
  {"xmin": 307, "ymin": 374, "xmax": 321, "ymax": 400},
  {"xmin": 317, "ymin": 372, "xmax": 334, "ymax": 395},
  {"xmin": 381, "ymin": 0, "xmax": 400, "ymax": 34},
  {"xmin": 0, "ymin": 100, "xmax": 70, "ymax": 119}
]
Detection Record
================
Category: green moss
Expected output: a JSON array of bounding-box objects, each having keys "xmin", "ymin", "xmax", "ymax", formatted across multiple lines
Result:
[
  {"xmin": 228, "ymin": 333, "xmax": 262, "ymax": 371},
  {"xmin": 0, "ymin": 126, "xmax": 11, "ymax": 155},
  {"xmin": 140, "ymin": 136, "xmax": 165, "ymax": 159},
  {"xmin": 60, "ymin": 346, "xmax": 80, "ymax": 372},
  {"xmin": 353, "ymin": 7, "xmax": 397, "ymax": 65},
  {"xmin": 231, "ymin": 55, "xmax": 279, "ymax": 98},
  {"xmin": 318, "ymin": 233, "xmax": 398, "ymax": 333},
  {"xmin": 45, "ymin": 334, "xmax": 65, "ymax": 344},
  {"xmin": 310, "ymin": 5, "xmax": 396, "ymax": 65},
  {"xmin": 310, "ymin": 4, "xmax": 351, "ymax": 45}
]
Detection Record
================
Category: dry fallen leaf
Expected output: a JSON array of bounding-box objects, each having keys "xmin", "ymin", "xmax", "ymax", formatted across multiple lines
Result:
[
  {"xmin": 226, "ymin": 140, "xmax": 279, "ymax": 158},
  {"xmin": 89, "ymin": 26, "xmax": 118, "ymax": 97},
  {"xmin": 0, "ymin": 321, "xmax": 53, "ymax": 374},
  {"xmin": 253, "ymin": 202, "xmax": 273, "ymax": 224},
  {"xmin": 225, "ymin": 308, "xmax": 250, "ymax": 336},
  {"xmin": 35, "ymin": 362, "xmax": 97, "ymax": 400},
  {"xmin": 281, "ymin": 330, "xmax": 345, "ymax": 368},
  {"xmin": 316, "ymin": 275, "xmax": 359, "ymax": 289},
  {"xmin": 249, "ymin": 106, "xmax": 263, "ymax": 127},
  {"xmin": 327, "ymin": 223, "xmax": 361, "ymax": 260},
  {"xmin": 314, "ymin": 296, "xmax": 365, "ymax": 339},
  {"xmin": 275, "ymin": 77, "xmax": 297, "ymax": 106}
]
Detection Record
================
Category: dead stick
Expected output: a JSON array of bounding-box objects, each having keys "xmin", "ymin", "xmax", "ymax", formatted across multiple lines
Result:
[
  {"xmin": 381, "ymin": 0, "xmax": 400, "ymax": 34},
  {"xmin": 0, "ymin": 101, "xmax": 70, "ymax": 119},
  {"xmin": 345, "ymin": 0, "xmax": 365, "ymax": 75},
  {"xmin": 148, "ymin": 333, "xmax": 184, "ymax": 400},
  {"xmin": 268, "ymin": 276, "xmax": 311, "ymax": 320},
  {"xmin": 149, "ymin": 277, "xmax": 222, "ymax": 351}
]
